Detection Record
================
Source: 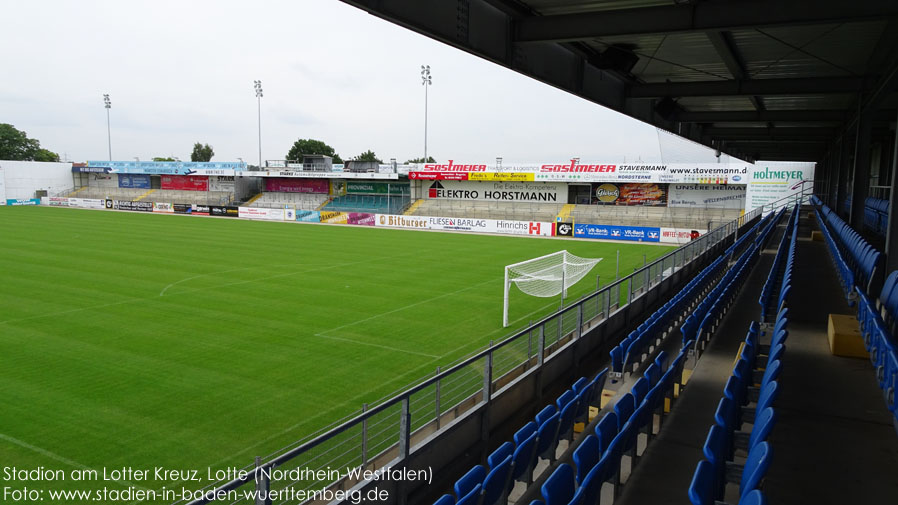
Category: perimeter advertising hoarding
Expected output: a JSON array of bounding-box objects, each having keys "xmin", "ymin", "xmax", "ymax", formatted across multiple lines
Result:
[
  {"xmin": 424, "ymin": 180, "xmax": 566, "ymax": 203},
  {"xmin": 210, "ymin": 206, "xmax": 239, "ymax": 217},
  {"xmin": 6, "ymin": 198, "xmax": 41, "ymax": 206},
  {"xmin": 318, "ymin": 212, "xmax": 376, "ymax": 226},
  {"xmin": 48, "ymin": 197, "xmax": 106, "ymax": 209},
  {"xmin": 573, "ymin": 223, "xmax": 661, "ymax": 242},
  {"xmin": 161, "ymin": 175, "xmax": 209, "ymax": 191},
  {"xmin": 238, "ymin": 207, "xmax": 287, "ymax": 221},
  {"xmin": 408, "ymin": 172, "xmax": 535, "ymax": 182},
  {"xmin": 265, "ymin": 178, "xmax": 329, "ymax": 194},
  {"xmin": 86, "ymin": 161, "xmax": 245, "ymax": 174},
  {"xmin": 296, "ymin": 210, "xmax": 321, "ymax": 222},
  {"xmin": 118, "ymin": 174, "xmax": 151, "ymax": 189},
  {"xmin": 113, "ymin": 200, "xmax": 153, "ymax": 212},
  {"xmin": 668, "ymin": 184, "xmax": 746, "ymax": 209},
  {"xmin": 153, "ymin": 202, "xmax": 174, "ymax": 213},
  {"xmin": 659, "ymin": 228, "xmax": 706, "ymax": 244},
  {"xmin": 374, "ymin": 214, "xmax": 555, "ymax": 237}
]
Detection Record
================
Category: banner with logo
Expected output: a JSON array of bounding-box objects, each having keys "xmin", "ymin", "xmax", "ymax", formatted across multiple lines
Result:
[
  {"xmin": 161, "ymin": 175, "xmax": 209, "ymax": 191},
  {"xmin": 424, "ymin": 180, "xmax": 565, "ymax": 203},
  {"xmin": 118, "ymin": 174, "xmax": 151, "ymax": 189},
  {"xmin": 6, "ymin": 198, "xmax": 41, "ymax": 206},
  {"xmin": 49, "ymin": 197, "xmax": 106, "ymax": 210},
  {"xmin": 745, "ymin": 162, "xmax": 815, "ymax": 212},
  {"xmin": 555, "ymin": 222, "xmax": 574, "ymax": 237},
  {"xmin": 573, "ymin": 223, "xmax": 661, "ymax": 242},
  {"xmin": 667, "ymin": 184, "xmax": 745, "ymax": 209},
  {"xmin": 238, "ymin": 206, "xmax": 286, "ymax": 220},
  {"xmin": 192, "ymin": 204, "xmax": 210, "ymax": 215},
  {"xmin": 113, "ymin": 200, "xmax": 153, "ymax": 212},
  {"xmin": 265, "ymin": 178, "xmax": 329, "ymax": 194},
  {"xmin": 153, "ymin": 202, "xmax": 174, "ymax": 213},
  {"xmin": 209, "ymin": 176, "xmax": 236, "ymax": 192},
  {"xmin": 591, "ymin": 183, "xmax": 667, "ymax": 205},
  {"xmin": 296, "ymin": 210, "xmax": 321, "ymax": 222},
  {"xmin": 374, "ymin": 214, "xmax": 554, "ymax": 236},
  {"xmin": 659, "ymin": 228, "xmax": 706, "ymax": 244},
  {"xmin": 210, "ymin": 205, "xmax": 239, "ymax": 217},
  {"xmin": 409, "ymin": 172, "xmax": 535, "ymax": 182},
  {"xmin": 345, "ymin": 181, "xmax": 409, "ymax": 195},
  {"xmin": 319, "ymin": 211, "xmax": 376, "ymax": 226}
]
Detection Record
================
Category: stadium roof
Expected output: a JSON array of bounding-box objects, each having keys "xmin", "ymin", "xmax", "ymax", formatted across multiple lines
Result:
[{"xmin": 339, "ymin": 0, "xmax": 898, "ymax": 163}]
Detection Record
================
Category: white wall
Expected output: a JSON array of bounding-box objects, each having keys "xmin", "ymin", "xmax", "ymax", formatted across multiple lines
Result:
[{"xmin": 0, "ymin": 161, "xmax": 73, "ymax": 200}]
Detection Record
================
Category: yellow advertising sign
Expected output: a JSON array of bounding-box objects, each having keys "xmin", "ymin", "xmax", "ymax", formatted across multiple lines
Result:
[{"xmin": 467, "ymin": 172, "xmax": 535, "ymax": 182}]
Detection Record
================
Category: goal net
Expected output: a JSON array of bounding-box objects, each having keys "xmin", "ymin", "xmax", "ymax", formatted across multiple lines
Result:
[{"xmin": 503, "ymin": 250, "xmax": 603, "ymax": 327}]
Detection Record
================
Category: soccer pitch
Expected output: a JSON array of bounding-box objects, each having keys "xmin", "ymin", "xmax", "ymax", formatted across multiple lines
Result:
[{"xmin": 0, "ymin": 206, "xmax": 672, "ymax": 497}]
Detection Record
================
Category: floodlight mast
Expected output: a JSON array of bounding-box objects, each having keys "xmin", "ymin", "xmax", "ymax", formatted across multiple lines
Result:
[
  {"xmin": 103, "ymin": 94, "xmax": 112, "ymax": 161},
  {"xmin": 421, "ymin": 65, "xmax": 432, "ymax": 162},
  {"xmin": 254, "ymin": 80, "xmax": 263, "ymax": 169}
]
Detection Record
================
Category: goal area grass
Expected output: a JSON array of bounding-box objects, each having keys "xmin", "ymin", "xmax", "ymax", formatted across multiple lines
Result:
[{"xmin": 0, "ymin": 206, "xmax": 673, "ymax": 495}]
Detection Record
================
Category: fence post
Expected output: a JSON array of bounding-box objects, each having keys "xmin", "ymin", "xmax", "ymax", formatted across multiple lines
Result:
[
  {"xmin": 576, "ymin": 304, "xmax": 583, "ymax": 339},
  {"xmin": 361, "ymin": 403, "xmax": 369, "ymax": 465},
  {"xmin": 434, "ymin": 369, "xmax": 441, "ymax": 429},
  {"xmin": 528, "ymin": 321, "xmax": 533, "ymax": 357},
  {"xmin": 596, "ymin": 276, "xmax": 601, "ymax": 316},
  {"xmin": 399, "ymin": 397, "xmax": 411, "ymax": 459},
  {"xmin": 254, "ymin": 456, "xmax": 270, "ymax": 505},
  {"xmin": 628, "ymin": 278, "xmax": 633, "ymax": 304},
  {"xmin": 483, "ymin": 349, "xmax": 493, "ymax": 403},
  {"xmin": 538, "ymin": 325, "xmax": 546, "ymax": 366}
]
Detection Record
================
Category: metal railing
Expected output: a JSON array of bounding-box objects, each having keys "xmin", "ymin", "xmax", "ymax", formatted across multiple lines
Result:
[{"xmin": 180, "ymin": 190, "xmax": 811, "ymax": 505}]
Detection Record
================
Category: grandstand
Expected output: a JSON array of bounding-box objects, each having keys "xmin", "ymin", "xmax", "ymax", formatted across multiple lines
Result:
[{"xmin": 250, "ymin": 192, "xmax": 329, "ymax": 210}]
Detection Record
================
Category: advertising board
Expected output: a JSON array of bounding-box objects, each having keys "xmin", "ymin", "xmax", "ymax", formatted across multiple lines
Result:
[
  {"xmin": 161, "ymin": 175, "xmax": 209, "ymax": 191},
  {"xmin": 668, "ymin": 184, "xmax": 746, "ymax": 209},
  {"xmin": 424, "ymin": 180, "xmax": 565, "ymax": 203},
  {"xmin": 238, "ymin": 207, "xmax": 286, "ymax": 220},
  {"xmin": 573, "ymin": 223, "xmax": 661, "ymax": 242},
  {"xmin": 118, "ymin": 174, "xmax": 151, "ymax": 189},
  {"xmin": 374, "ymin": 214, "xmax": 554, "ymax": 236},
  {"xmin": 265, "ymin": 178, "xmax": 329, "ymax": 194}
]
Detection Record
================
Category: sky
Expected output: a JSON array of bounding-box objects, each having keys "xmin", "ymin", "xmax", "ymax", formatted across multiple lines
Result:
[{"xmin": 0, "ymin": 0, "xmax": 730, "ymax": 165}]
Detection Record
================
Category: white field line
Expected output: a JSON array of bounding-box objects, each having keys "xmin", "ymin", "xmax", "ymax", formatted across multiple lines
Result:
[
  {"xmin": 313, "ymin": 334, "xmax": 441, "ymax": 358},
  {"xmin": 0, "ymin": 433, "xmax": 148, "ymax": 490}
]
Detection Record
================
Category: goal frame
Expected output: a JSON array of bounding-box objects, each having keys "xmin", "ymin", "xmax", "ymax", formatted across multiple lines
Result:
[{"xmin": 503, "ymin": 250, "xmax": 569, "ymax": 327}]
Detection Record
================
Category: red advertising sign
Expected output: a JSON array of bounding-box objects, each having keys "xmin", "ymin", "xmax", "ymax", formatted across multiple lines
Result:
[
  {"xmin": 408, "ymin": 172, "xmax": 470, "ymax": 181},
  {"xmin": 265, "ymin": 178, "xmax": 329, "ymax": 193},
  {"xmin": 161, "ymin": 175, "xmax": 209, "ymax": 191},
  {"xmin": 421, "ymin": 160, "xmax": 487, "ymax": 172},
  {"xmin": 541, "ymin": 159, "xmax": 617, "ymax": 173}
]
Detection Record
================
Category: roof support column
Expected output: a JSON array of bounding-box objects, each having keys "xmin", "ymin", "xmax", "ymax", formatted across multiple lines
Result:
[
  {"xmin": 885, "ymin": 107, "xmax": 898, "ymax": 273},
  {"xmin": 850, "ymin": 108, "xmax": 873, "ymax": 229}
]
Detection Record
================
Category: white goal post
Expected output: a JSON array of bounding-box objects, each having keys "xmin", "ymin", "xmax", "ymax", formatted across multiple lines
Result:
[{"xmin": 503, "ymin": 250, "xmax": 603, "ymax": 327}]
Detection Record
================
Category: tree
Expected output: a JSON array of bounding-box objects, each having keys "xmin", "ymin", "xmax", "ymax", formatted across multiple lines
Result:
[
  {"xmin": 0, "ymin": 123, "xmax": 59, "ymax": 161},
  {"xmin": 152, "ymin": 157, "xmax": 176, "ymax": 162},
  {"xmin": 405, "ymin": 156, "xmax": 436, "ymax": 163},
  {"xmin": 34, "ymin": 149, "xmax": 60, "ymax": 162},
  {"xmin": 191, "ymin": 142, "xmax": 214, "ymax": 162},
  {"xmin": 286, "ymin": 138, "xmax": 343, "ymax": 163},
  {"xmin": 354, "ymin": 150, "xmax": 382, "ymax": 163}
]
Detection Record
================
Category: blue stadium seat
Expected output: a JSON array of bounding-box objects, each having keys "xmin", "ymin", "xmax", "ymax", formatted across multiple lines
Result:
[
  {"xmin": 541, "ymin": 463, "xmax": 575, "ymax": 505},
  {"xmin": 456, "ymin": 484, "xmax": 481, "ymax": 505},
  {"xmin": 536, "ymin": 412, "xmax": 561, "ymax": 463},
  {"xmin": 557, "ymin": 396, "xmax": 579, "ymax": 442},
  {"xmin": 645, "ymin": 362, "xmax": 662, "ymax": 388},
  {"xmin": 740, "ymin": 441, "xmax": 772, "ymax": 499},
  {"xmin": 688, "ymin": 460, "xmax": 714, "ymax": 505},
  {"xmin": 614, "ymin": 393, "xmax": 636, "ymax": 430},
  {"xmin": 702, "ymin": 424, "xmax": 726, "ymax": 500},
  {"xmin": 536, "ymin": 405, "xmax": 557, "ymax": 426},
  {"xmin": 595, "ymin": 411, "xmax": 618, "ymax": 454},
  {"xmin": 514, "ymin": 421, "xmax": 537, "ymax": 446},
  {"xmin": 748, "ymin": 407, "xmax": 777, "ymax": 452},
  {"xmin": 481, "ymin": 454, "xmax": 512, "ymax": 505},
  {"xmin": 631, "ymin": 377, "xmax": 650, "ymax": 405},
  {"xmin": 511, "ymin": 432, "xmax": 537, "ymax": 485},
  {"xmin": 572, "ymin": 434, "xmax": 600, "ymax": 485},
  {"xmin": 488, "ymin": 442, "xmax": 513, "ymax": 469},
  {"xmin": 738, "ymin": 489, "xmax": 768, "ymax": 505},
  {"xmin": 432, "ymin": 494, "xmax": 454, "ymax": 505},
  {"xmin": 557, "ymin": 390, "xmax": 576, "ymax": 411},
  {"xmin": 454, "ymin": 465, "xmax": 486, "ymax": 499}
]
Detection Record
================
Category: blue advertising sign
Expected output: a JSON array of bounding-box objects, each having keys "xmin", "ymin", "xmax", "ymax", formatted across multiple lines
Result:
[
  {"xmin": 118, "ymin": 174, "xmax": 151, "ymax": 189},
  {"xmin": 86, "ymin": 160, "xmax": 247, "ymax": 174},
  {"xmin": 573, "ymin": 223, "xmax": 661, "ymax": 242},
  {"xmin": 6, "ymin": 198, "xmax": 41, "ymax": 206}
]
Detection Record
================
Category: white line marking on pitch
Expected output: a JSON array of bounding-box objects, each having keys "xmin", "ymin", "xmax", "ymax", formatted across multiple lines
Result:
[
  {"xmin": 314, "ymin": 334, "xmax": 441, "ymax": 358},
  {"xmin": 0, "ymin": 433, "xmax": 148, "ymax": 490}
]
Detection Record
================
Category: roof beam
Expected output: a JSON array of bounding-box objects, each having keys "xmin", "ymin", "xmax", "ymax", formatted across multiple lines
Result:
[
  {"xmin": 516, "ymin": 0, "xmax": 898, "ymax": 43},
  {"xmin": 704, "ymin": 127, "xmax": 836, "ymax": 140},
  {"xmin": 705, "ymin": 31, "xmax": 764, "ymax": 111},
  {"xmin": 629, "ymin": 76, "xmax": 867, "ymax": 98}
]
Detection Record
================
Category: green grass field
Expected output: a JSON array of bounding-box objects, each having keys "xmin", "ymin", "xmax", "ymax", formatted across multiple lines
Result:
[{"xmin": 0, "ymin": 206, "xmax": 672, "ymax": 500}]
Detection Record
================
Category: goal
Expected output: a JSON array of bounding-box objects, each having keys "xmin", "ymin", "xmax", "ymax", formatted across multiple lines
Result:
[{"xmin": 503, "ymin": 250, "xmax": 603, "ymax": 327}]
